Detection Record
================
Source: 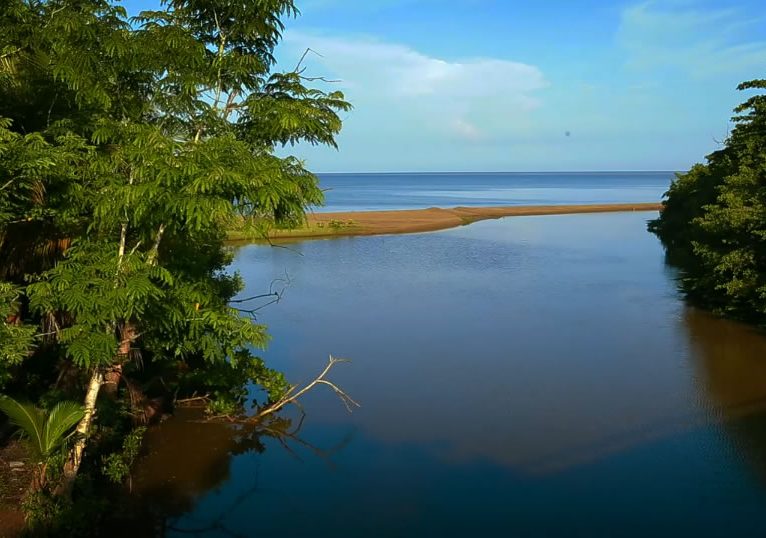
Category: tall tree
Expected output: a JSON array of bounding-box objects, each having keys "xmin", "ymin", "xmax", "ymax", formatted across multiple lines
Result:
[
  {"xmin": 649, "ymin": 79, "xmax": 766, "ymax": 322},
  {"xmin": 0, "ymin": 0, "xmax": 350, "ymax": 495}
]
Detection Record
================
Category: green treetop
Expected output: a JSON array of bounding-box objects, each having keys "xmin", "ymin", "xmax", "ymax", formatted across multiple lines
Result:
[
  {"xmin": 0, "ymin": 0, "xmax": 350, "ymax": 503},
  {"xmin": 650, "ymin": 79, "xmax": 766, "ymax": 323}
]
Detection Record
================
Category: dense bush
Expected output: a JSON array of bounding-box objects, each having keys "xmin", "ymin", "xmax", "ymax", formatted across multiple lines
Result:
[
  {"xmin": 650, "ymin": 79, "xmax": 766, "ymax": 323},
  {"xmin": 0, "ymin": 0, "xmax": 349, "ymax": 529}
]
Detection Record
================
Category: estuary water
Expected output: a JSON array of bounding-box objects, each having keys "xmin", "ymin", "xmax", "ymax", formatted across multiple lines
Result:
[
  {"xmin": 314, "ymin": 171, "xmax": 673, "ymax": 211},
  {"xmin": 127, "ymin": 210, "xmax": 766, "ymax": 537}
]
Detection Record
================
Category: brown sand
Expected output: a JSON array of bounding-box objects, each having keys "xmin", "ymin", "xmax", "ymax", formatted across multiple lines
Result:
[{"xmin": 285, "ymin": 202, "xmax": 662, "ymax": 240}]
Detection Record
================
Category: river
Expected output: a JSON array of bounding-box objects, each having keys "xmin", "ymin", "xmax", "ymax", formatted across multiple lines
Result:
[{"xmin": 126, "ymin": 211, "xmax": 766, "ymax": 537}]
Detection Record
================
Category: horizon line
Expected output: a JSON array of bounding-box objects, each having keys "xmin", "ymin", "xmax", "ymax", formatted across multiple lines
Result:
[{"xmin": 314, "ymin": 170, "xmax": 680, "ymax": 175}]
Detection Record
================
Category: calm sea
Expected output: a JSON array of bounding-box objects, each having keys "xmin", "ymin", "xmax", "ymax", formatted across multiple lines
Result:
[
  {"xmin": 127, "ymin": 211, "xmax": 766, "ymax": 537},
  {"xmin": 315, "ymin": 171, "xmax": 673, "ymax": 212}
]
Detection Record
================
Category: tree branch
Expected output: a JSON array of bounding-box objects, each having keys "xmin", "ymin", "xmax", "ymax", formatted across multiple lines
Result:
[
  {"xmin": 299, "ymin": 75, "xmax": 341, "ymax": 83},
  {"xmin": 146, "ymin": 223, "xmax": 166, "ymax": 266},
  {"xmin": 293, "ymin": 47, "xmax": 322, "ymax": 73},
  {"xmin": 253, "ymin": 355, "xmax": 359, "ymax": 420}
]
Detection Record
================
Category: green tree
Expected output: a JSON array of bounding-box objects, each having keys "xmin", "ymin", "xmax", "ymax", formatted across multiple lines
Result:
[
  {"xmin": 0, "ymin": 283, "xmax": 36, "ymax": 386},
  {"xmin": 0, "ymin": 0, "xmax": 350, "ymax": 500},
  {"xmin": 649, "ymin": 79, "xmax": 766, "ymax": 322}
]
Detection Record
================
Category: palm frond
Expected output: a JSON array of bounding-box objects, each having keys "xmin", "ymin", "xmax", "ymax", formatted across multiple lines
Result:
[
  {"xmin": 42, "ymin": 401, "xmax": 84, "ymax": 457},
  {"xmin": 0, "ymin": 396, "xmax": 84, "ymax": 460},
  {"xmin": 43, "ymin": 401, "xmax": 85, "ymax": 456},
  {"xmin": 0, "ymin": 395, "xmax": 46, "ymax": 459}
]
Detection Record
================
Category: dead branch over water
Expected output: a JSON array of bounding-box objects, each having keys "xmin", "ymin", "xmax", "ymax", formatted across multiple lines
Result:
[
  {"xmin": 255, "ymin": 355, "xmax": 360, "ymax": 419},
  {"xmin": 178, "ymin": 355, "xmax": 359, "ymax": 423}
]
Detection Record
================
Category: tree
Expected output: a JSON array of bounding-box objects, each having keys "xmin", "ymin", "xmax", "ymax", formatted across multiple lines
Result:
[
  {"xmin": 649, "ymin": 79, "xmax": 766, "ymax": 323},
  {"xmin": 0, "ymin": 0, "xmax": 350, "ymax": 504}
]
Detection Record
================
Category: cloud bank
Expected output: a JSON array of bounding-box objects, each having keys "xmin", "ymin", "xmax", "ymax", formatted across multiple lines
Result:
[{"xmin": 282, "ymin": 32, "xmax": 548, "ymax": 144}]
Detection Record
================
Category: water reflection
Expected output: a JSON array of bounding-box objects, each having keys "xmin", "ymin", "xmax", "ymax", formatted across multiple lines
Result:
[
  {"xmin": 684, "ymin": 308, "xmax": 766, "ymax": 418},
  {"xmin": 228, "ymin": 214, "xmax": 701, "ymax": 474},
  {"xmin": 133, "ymin": 307, "xmax": 766, "ymax": 505},
  {"xmin": 133, "ymin": 408, "xmax": 268, "ymax": 516},
  {"xmin": 682, "ymin": 308, "xmax": 766, "ymax": 483},
  {"xmin": 124, "ymin": 213, "xmax": 766, "ymax": 537},
  {"xmin": 120, "ymin": 409, "xmax": 354, "ymax": 537}
]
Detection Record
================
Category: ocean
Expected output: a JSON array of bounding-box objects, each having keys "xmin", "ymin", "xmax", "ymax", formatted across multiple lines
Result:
[{"xmin": 314, "ymin": 171, "xmax": 674, "ymax": 212}]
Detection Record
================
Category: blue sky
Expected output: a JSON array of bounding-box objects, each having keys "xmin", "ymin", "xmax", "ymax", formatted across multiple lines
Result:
[{"xmin": 122, "ymin": 0, "xmax": 766, "ymax": 172}]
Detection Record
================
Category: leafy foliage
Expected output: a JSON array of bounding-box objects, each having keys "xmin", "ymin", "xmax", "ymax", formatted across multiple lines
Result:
[
  {"xmin": 101, "ymin": 426, "xmax": 146, "ymax": 484},
  {"xmin": 0, "ymin": 284, "xmax": 36, "ymax": 387},
  {"xmin": 649, "ymin": 79, "xmax": 766, "ymax": 323},
  {"xmin": 0, "ymin": 396, "xmax": 84, "ymax": 461},
  {"xmin": 0, "ymin": 0, "xmax": 349, "ymax": 519}
]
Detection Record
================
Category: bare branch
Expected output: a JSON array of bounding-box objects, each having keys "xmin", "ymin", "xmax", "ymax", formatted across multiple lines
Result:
[
  {"xmin": 234, "ymin": 295, "xmax": 281, "ymax": 319},
  {"xmin": 316, "ymin": 379, "xmax": 360, "ymax": 412},
  {"xmin": 146, "ymin": 223, "xmax": 166, "ymax": 266},
  {"xmin": 254, "ymin": 355, "xmax": 359, "ymax": 420},
  {"xmin": 230, "ymin": 274, "xmax": 291, "ymax": 304},
  {"xmin": 232, "ymin": 274, "xmax": 291, "ymax": 320},
  {"xmin": 293, "ymin": 47, "xmax": 323, "ymax": 73},
  {"xmin": 265, "ymin": 240, "xmax": 305, "ymax": 256},
  {"xmin": 299, "ymin": 75, "xmax": 342, "ymax": 83},
  {"xmin": 222, "ymin": 89, "xmax": 240, "ymax": 122},
  {"xmin": 129, "ymin": 240, "xmax": 143, "ymax": 256},
  {"xmin": 230, "ymin": 292, "xmax": 279, "ymax": 304},
  {"xmin": 175, "ymin": 394, "xmax": 211, "ymax": 405}
]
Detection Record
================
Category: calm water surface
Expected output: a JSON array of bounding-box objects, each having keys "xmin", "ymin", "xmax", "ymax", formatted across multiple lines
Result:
[
  {"xmin": 130, "ymin": 212, "xmax": 766, "ymax": 537},
  {"xmin": 314, "ymin": 172, "xmax": 672, "ymax": 211}
]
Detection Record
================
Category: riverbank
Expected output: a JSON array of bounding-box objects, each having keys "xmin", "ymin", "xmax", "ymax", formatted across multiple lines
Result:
[
  {"xmin": 0, "ymin": 440, "xmax": 31, "ymax": 537},
  {"xmin": 227, "ymin": 202, "xmax": 662, "ymax": 242}
]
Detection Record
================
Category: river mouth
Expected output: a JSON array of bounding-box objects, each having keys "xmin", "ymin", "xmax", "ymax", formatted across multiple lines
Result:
[{"xmin": 125, "ymin": 212, "xmax": 766, "ymax": 537}]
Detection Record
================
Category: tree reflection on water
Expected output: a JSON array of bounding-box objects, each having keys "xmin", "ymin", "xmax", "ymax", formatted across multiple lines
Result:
[{"xmin": 112, "ymin": 408, "xmax": 352, "ymax": 537}]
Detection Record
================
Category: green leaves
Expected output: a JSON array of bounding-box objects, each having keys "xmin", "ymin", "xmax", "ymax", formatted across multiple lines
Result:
[
  {"xmin": 0, "ymin": 396, "xmax": 84, "ymax": 461},
  {"xmin": 0, "ymin": 396, "xmax": 46, "ymax": 457},
  {"xmin": 239, "ymin": 71, "xmax": 352, "ymax": 149},
  {"xmin": 43, "ymin": 401, "xmax": 87, "ymax": 456},
  {"xmin": 0, "ymin": 283, "xmax": 36, "ymax": 387},
  {"xmin": 2, "ymin": 0, "xmax": 349, "ymax": 436},
  {"xmin": 101, "ymin": 426, "xmax": 145, "ymax": 484},
  {"xmin": 650, "ymin": 80, "xmax": 766, "ymax": 324}
]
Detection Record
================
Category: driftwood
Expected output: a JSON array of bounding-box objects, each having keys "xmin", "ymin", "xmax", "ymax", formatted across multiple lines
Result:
[
  {"xmin": 253, "ymin": 355, "xmax": 359, "ymax": 420},
  {"xmin": 176, "ymin": 355, "xmax": 359, "ymax": 423}
]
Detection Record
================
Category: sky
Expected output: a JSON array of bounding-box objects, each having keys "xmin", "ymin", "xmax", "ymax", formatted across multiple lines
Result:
[{"xmin": 122, "ymin": 0, "xmax": 766, "ymax": 172}]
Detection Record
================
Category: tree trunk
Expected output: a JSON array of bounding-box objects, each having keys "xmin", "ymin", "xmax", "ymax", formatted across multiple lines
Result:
[
  {"xmin": 60, "ymin": 368, "xmax": 103, "ymax": 494},
  {"xmin": 102, "ymin": 363, "xmax": 123, "ymax": 398},
  {"xmin": 28, "ymin": 462, "xmax": 48, "ymax": 495},
  {"xmin": 102, "ymin": 323, "xmax": 135, "ymax": 398}
]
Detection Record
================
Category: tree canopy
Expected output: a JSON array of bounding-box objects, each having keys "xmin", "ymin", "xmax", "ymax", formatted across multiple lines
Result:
[
  {"xmin": 0, "ymin": 0, "xmax": 349, "ymax": 528},
  {"xmin": 649, "ymin": 79, "xmax": 766, "ymax": 323}
]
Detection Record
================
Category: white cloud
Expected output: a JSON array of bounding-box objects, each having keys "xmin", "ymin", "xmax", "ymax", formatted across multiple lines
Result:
[
  {"xmin": 281, "ymin": 32, "xmax": 547, "ymax": 141},
  {"xmin": 619, "ymin": 1, "xmax": 766, "ymax": 77},
  {"xmin": 451, "ymin": 118, "xmax": 483, "ymax": 141}
]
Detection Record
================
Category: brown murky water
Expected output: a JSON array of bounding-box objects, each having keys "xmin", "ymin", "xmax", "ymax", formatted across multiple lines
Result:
[{"xmin": 125, "ymin": 212, "xmax": 766, "ymax": 537}]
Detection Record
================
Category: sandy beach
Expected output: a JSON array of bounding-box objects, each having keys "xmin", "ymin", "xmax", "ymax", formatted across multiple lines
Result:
[{"xmin": 238, "ymin": 202, "xmax": 662, "ymax": 241}]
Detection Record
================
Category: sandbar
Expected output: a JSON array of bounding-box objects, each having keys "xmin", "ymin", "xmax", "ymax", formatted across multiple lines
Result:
[{"xmin": 228, "ymin": 202, "xmax": 662, "ymax": 242}]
